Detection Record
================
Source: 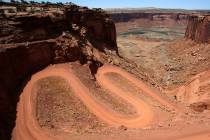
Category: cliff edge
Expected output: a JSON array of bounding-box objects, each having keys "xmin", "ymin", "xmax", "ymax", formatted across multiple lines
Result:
[
  {"xmin": 0, "ymin": 5, "xmax": 117, "ymax": 140},
  {"xmin": 185, "ymin": 15, "xmax": 210, "ymax": 43}
]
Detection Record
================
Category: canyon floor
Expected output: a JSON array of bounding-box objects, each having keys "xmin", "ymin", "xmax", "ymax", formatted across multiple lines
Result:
[
  {"xmin": 117, "ymin": 22, "xmax": 210, "ymax": 90},
  {"xmin": 9, "ymin": 11, "xmax": 210, "ymax": 140}
]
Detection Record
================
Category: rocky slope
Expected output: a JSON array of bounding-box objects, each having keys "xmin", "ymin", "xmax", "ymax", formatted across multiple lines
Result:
[
  {"xmin": 185, "ymin": 14, "xmax": 210, "ymax": 43},
  {"xmin": 0, "ymin": 5, "xmax": 117, "ymax": 140}
]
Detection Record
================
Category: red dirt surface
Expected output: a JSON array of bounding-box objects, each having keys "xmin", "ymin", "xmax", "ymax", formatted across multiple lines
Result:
[{"xmin": 12, "ymin": 63, "xmax": 210, "ymax": 140}]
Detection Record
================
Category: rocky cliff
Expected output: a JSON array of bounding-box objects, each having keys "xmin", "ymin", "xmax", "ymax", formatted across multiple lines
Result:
[
  {"xmin": 108, "ymin": 12, "xmax": 189, "ymax": 23},
  {"xmin": 185, "ymin": 15, "xmax": 210, "ymax": 43},
  {"xmin": 0, "ymin": 5, "xmax": 117, "ymax": 140}
]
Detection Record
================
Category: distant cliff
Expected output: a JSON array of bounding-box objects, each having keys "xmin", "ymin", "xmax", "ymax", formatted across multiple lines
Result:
[
  {"xmin": 106, "ymin": 8, "xmax": 210, "ymax": 24},
  {"xmin": 185, "ymin": 15, "xmax": 210, "ymax": 43},
  {"xmin": 108, "ymin": 12, "xmax": 188, "ymax": 23}
]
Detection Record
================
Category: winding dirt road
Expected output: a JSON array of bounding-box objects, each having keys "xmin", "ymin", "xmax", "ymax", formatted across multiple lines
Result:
[{"xmin": 12, "ymin": 64, "xmax": 210, "ymax": 140}]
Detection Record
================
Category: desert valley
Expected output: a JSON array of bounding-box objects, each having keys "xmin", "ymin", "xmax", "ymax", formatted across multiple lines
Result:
[{"xmin": 0, "ymin": 1, "xmax": 210, "ymax": 140}]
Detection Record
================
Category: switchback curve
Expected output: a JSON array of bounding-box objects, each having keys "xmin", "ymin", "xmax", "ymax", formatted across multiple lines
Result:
[{"xmin": 12, "ymin": 64, "xmax": 210, "ymax": 140}]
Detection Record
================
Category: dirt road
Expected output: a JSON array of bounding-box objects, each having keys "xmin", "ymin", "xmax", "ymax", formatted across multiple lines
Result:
[{"xmin": 12, "ymin": 64, "xmax": 210, "ymax": 140}]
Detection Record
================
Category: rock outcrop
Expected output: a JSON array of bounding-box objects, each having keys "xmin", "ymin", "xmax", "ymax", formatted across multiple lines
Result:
[
  {"xmin": 0, "ymin": 5, "xmax": 117, "ymax": 140},
  {"xmin": 0, "ymin": 7, "xmax": 117, "ymax": 49},
  {"xmin": 185, "ymin": 15, "xmax": 210, "ymax": 43}
]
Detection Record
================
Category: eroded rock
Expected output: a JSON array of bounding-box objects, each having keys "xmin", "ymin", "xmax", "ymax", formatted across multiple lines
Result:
[
  {"xmin": 190, "ymin": 101, "xmax": 210, "ymax": 112},
  {"xmin": 185, "ymin": 15, "xmax": 210, "ymax": 43}
]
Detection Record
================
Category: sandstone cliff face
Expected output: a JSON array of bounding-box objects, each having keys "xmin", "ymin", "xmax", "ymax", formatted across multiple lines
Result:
[
  {"xmin": 0, "ymin": 7, "xmax": 117, "ymax": 49},
  {"xmin": 0, "ymin": 6, "xmax": 117, "ymax": 140},
  {"xmin": 0, "ymin": 13, "xmax": 68, "ymax": 43},
  {"xmin": 108, "ymin": 12, "xmax": 188, "ymax": 23},
  {"xmin": 185, "ymin": 15, "xmax": 210, "ymax": 43},
  {"xmin": 65, "ymin": 7, "xmax": 117, "ymax": 51}
]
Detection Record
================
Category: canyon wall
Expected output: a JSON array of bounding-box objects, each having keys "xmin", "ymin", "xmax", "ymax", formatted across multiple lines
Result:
[
  {"xmin": 108, "ymin": 12, "xmax": 189, "ymax": 23},
  {"xmin": 185, "ymin": 15, "xmax": 210, "ymax": 43},
  {"xmin": 0, "ymin": 5, "xmax": 117, "ymax": 140}
]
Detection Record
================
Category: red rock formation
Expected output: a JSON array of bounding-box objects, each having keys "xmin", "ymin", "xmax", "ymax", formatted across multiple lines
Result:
[
  {"xmin": 0, "ymin": 8, "xmax": 117, "ymax": 50},
  {"xmin": 185, "ymin": 15, "xmax": 210, "ymax": 43},
  {"xmin": 65, "ymin": 7, "xmax": 117, "ymax": 51},
  {"xmin": 0, "ymin": 14, "xmax": 67, "ymax": 43},
  {"xmin": 0, "ymin": 5, "xmax": 117, "ymax": 140}
]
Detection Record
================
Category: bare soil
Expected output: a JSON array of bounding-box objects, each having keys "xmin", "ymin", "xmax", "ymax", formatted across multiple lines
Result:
[
  {"xmin": 36, "ymin": 76, "xmax": 105, "ymax": 134},
  {"xmin": 117, "ymin": 31, "xmax": 210, "ymax": 91},
  {"xmin": 105, "ymin": 72, "xmax": 175, "ymax": 126},
  {"xmin": 71, "ymin": 62, "xmax": 137, "ymax": 116},
  {"xmin": 166, "ymin": 40, "xmax": 210, "ymax": 89},
  {"xmin": 13, "ymin": 63, "xmax": 210, "ymax": 140}
]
